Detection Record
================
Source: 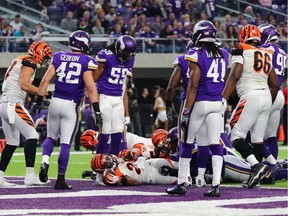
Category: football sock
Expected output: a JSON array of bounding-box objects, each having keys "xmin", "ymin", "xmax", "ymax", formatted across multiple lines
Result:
[
  {"xmin": 58, "ymin": 144, "xmax": 71, "ymax": 175},
  {"xmin": 109, "ymin": 132, "xmax": 122, "ymax": 156},
  {"xmin": 0, "ymin": 144, "xmax": 17, "ymax": 172},
  {"xmin": 266, "ymin": 155, "xmax": 277, "ymax": 165},
  {"xmin": 26, "ymin": 167, "xmax": 34, "ymax": 176},
  {"xmin": 209, "ymin": 145, "xmax": 223, "ymax": 186},
  {"xmin": 252, "ymin": 143, "xmax": 264, "ymax": 163},
  {"xmin": 97, "ymin": 134, "xmax": 109, "ymax": 154},
  {"xmin": 266, "ymin": 137, "xmax": 278, "ymax": 159},
  {"xmin": 189, "ymin": 151, "xmax": 198, "ymax": 177},
  {"xmin": 42, "ymin": 137, "xmax": 55, "ymax": 157},
  {"xmin": 246, "ymin": 155, "xmax": 259, "ymax": 166},
  {"xmin": 178, "ymin": 157, "xmax": 191, "ymax": 184},
  {"xmin": 179, "ymin": 142, "xmax": 193, "ymax": 158},
  {"xmin": 197, "ymin": 146, "xmax": 211, "ymax": 169},
  {"xmin": 24, "ymin": 139, "xmax": 37, "ymax": 167}
]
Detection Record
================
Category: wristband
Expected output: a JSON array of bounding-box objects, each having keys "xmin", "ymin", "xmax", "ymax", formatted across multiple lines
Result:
[{"xmin": 92, "ymin": 102, "xmax": 100, "ymax": 112}]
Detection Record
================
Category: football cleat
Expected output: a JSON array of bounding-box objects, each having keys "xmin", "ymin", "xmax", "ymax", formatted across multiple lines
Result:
[
  {"xmin": 186, "ymin": 176, "xmax": 193, "ymax": 186},
  {"xmin": 0, "ymin": 177, "xmax": 16, "ymax": 187},
  {"xmin": 39, "ymin": 162, "xmax": 49, "ymax": 183},
  {"xmin": 54, "ymin": 180, "xmax": 72, "ymax": 190},
  {"xmin": 25, "ymin": 174, "xmax": 50, "ymax": 186},
  {"xmin": 166, "ymin": 183, "xmax": 187, "ymax": 196},
  {"xmin": 204, "ymin": 185, "xmax": 220, "ymax": 197},
  {"xmin": 82, "ymin": 170, "xmax": 93, "ymax": 179},
  {"xmin": 265, "ymin": 162, "xmax": 282, "ymax": 179},
  {"xmin": 246, "ymin": 163, "xmax": 268, "ymax": 188},
  {"xmin": 195, "ymin": 175, "xmax": 207, "ymax": 187}
]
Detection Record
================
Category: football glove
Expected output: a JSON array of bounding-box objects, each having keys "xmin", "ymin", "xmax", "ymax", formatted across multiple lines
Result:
[
  {"xmin": 124, "ymin": 116, "xmax": 131, "ymax": 126},
  {"xmin": 180, "ymin": 108, "xmax": 190, "ymax": 133},
  {"xmin": 46, "ymin": 91, "xmax": 53, "ymax": 100},
  {"xmin": 30, "ymin": 95, "xmax": 44, "ymax": 116},
  {"xmin": 92, "ymin": 102, "xmax": 103, "ymax": 130}
]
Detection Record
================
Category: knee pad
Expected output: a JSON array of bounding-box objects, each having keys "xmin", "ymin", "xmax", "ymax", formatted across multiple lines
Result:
[{"xmin": 232, "ymin": 138, "xmax": 254, "ymax": 159}]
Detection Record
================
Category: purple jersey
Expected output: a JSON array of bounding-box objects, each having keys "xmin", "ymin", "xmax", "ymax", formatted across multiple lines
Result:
[
  {"xmin": 52, "ymin": 51, "xmax": 98, "ymax": 104},
  {"xmin": 261, "ymin": 43, "xmax": 287, "ymax": 86},
  {"xmin": 173, "ymin": 55, "xmax": 189, "ymax": 100},
  {"xmin": 185, "ymin": 47, "xmax": 229, "ymax": 101},
  {"xmin": 96, "ymin": 49, "xmax": 134, "ymax": 96}
]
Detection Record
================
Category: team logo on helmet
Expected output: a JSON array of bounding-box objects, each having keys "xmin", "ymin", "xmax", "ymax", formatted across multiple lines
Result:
[
  {"xmin": 80, "ymin": 129, "xmax": 98, "ymax": 151},
  {"xmin": 115, "ymin": 35, "xmax": 137, "ymax": 63},
  {"xmin": 28, "ymin": 41, "xmax": 52, "ymax": 67},
  {"xmin": 258, "ymin": 24, "xmax": 280, "ymax": 45},
  {"xmin": 68, "ymin": 30, "xmax": 91, "ymax": 54},
  {"xmin": 239, "ymin": 24, "xmax": 261, "ymax": 44}
]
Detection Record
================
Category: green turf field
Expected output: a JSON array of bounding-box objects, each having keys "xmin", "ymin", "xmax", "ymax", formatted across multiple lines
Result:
[{"xmin": 3, "ymin": 145, "xmax": 288, "ymax": 188}]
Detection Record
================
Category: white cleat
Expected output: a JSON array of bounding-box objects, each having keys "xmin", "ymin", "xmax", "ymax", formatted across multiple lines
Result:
[
  {"xmin": 24, "ymin": 174, "xmax": 50, "ymax": 187},
  {"xmin": 0, "ymin": 178, "xmax": 16, "ymax": 187},
  {"xmin": 195, "ymin": 175, "xmax": 207, "ymax": 187}
]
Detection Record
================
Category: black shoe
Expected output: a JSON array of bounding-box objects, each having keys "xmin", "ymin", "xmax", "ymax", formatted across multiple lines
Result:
[
  {"xmin": 39, "ymin": 162, "xmax": 49, "ymax": 183},
  {"xmin": 204, "ymin": 185, "xmax": 220, "ymax": 197},
  {"xmin": 54, "ymin": 180, "xmax": 72, "ymax": 190},
  {"xmin": 247, "ymin": 163, "xmax": 268, "ymax": 188},
  {"xmin": 82, "ymin": 170, "xmax": 93, "ymax": 179},
  {"xmin": 166, "ymin": 183, "xmax": 187, "ymax": 195}
]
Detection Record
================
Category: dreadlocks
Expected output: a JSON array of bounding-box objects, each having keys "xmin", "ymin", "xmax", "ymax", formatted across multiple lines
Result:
[
  {"xmin": 198, "ymin": 42, "xmax": 224, "ymax": 60},
  {"xmin": 105, "ymin": 42, "xmax": 116, "ymax": 53}
]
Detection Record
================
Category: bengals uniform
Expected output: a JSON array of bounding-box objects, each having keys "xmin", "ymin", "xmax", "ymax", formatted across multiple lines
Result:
[{"xmin": 229, "ymin": 43, "xmax": 273, "ymax": 143}]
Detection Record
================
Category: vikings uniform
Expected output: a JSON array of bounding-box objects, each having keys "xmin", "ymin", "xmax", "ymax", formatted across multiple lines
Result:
[
  {"xmin": 229, "ymin": 43, "xmax": 273, "ymax": 143},
  {"xmin": 115, "ymin": 157, "xmax": 177, "ymax": 184},
  {"xmin": 0, "ymin": 55, "xmax": 39, "ymax": 145},
  {"xmin": 47, "ymin": 51, "xmax": 98, "ymax": 144},
  {"xmin": 184, "ymin": 47, "xmax": 229, "ymax": 145},
  {"xmin": 261, "ymin": 43, "xmax": 286, "ymax": 144}
]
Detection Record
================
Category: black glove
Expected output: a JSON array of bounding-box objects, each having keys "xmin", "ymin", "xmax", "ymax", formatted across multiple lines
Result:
[
  {"xmin": 30, "ymin": 95, "xmax": 43, "ymax": 116},
  {"xmin": 46, "ymin": 91, "xmax": 53, "ymax": 99},
  {"xmin": 92, "ymin": 102, "xmax": 102, "ymax": 130}
]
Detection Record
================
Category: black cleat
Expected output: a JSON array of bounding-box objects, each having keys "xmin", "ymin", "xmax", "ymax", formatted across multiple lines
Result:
[
  {"xmin": 204, "ymin": 185, "xmax": 220, "ymax": 197},
  {"xmin": 54, "ymin": 180, "xmax": 72, "ymax": 190},
  {"xmin": 82, "ymin": 170, "xmax": 93, "ymax": 179},
  {"xmin": 166, "ymin": 183, "xmax": 187, "ymax": 195},
  {"xmin": 39, "ymin": 162, "xmax": 49, "ymax": 183},
  {"xmin": 247, "ymin": 163, "xmax": 268, "ymax": 188}
]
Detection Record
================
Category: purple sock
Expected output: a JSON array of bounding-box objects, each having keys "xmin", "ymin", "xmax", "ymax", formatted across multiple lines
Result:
[
  {"xmin": 119, "ymin": 141, "xmax": 127, "ymax": 151},
  {"xmin": 220, "ymin": 133, "xmax": 232, "ymax": 148},
  {"xmin": 209, "ymin": 144, "xmax": 223, "ymax": 156},
  {"xmin": 263, "ymin": 142, "xmax": 272, "ymax": 158},
  {"xmin": 179, "ymin": 142, "xmax": 194, "ymax": 158},
  {"xmin": 190, "ymin": 151, "xmax": 198, "ymax": 177},
  {"xmin": 58, "ymin": 144, "xmax": 71, "ymax": 175},
  {"xmin": 197, "ymin": 146, "xmax": 211, "ymax": 168},
  {"xmin": 109, "ymin": 132, "xmax": 122, "ymax": 156},
  {"xmin": 275, "ymin": 168, "xmax": 288, "ymax": 180},
  {"xmin": 42, "ymin": 137, "xmax": 55, "ymax": 156},
  {"xmin": 266, "ymin": 137, "xmax": 278, "ymax": 159},
  {"xmin": 97, "ymin": 134, "xmax": 109, "ymax": 154}
]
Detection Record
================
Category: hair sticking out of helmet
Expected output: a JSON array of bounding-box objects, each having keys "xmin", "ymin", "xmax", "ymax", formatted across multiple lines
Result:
[
  {"xmin": 258, "ymin": 24, "xmax": 280, "ymax": 45},
  {"xmin": 215, "ymin": 38, "xmax": 222, "ymax": 47},
  {"xmin": 28, "ymin": 41, "xmax": 52, "ymax": 67},
  {"xmin": 191, "ymin": 20, "xmax": 217, "ymax": 46},
  {"xmin": 151, "ymin": 129, "xmax": 168, "ymax": 149},
  {"xmin": 115, "ymin": 35, "xmax": 137, "ymax": 63},
  {"xmin": 80, "ymin": 129, "xmax": 98, "ymax": 151},
  {"xmin": 239, "ymin": 24, "xmax": 261, "ymax": 45},
  {"xmin": 186, "ymin": 40, "xmax": 194, "ymax": 50},
  {"xmin": 68, "ymin": 30, "xmax": 91, "ymax": 54}
]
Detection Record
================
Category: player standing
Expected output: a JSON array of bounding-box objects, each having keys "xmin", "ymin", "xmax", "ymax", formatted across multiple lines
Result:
[
  {"xmin": 0, "ymin": 41, "xmax": 52, "ymax": 187},
  {"xmin": 94, "ymin": 35, "xmax": 137, "ymax": 156},
  {"xmin": 33, "ymin": 30, "xmax": 99, "ymax": 189},
  {"xmin": 222, "ymin": 24, "xmax": 279, "ymax": 188}
]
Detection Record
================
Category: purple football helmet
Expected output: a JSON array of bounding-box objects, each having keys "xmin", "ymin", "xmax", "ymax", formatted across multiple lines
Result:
[
  {"xmin": 191, "ymin": 20, "xmax": 216, "ymax": 46},
  {"xmin": 258, "ymin": 24, "xmax": 280, "ymax": 45},
  {"xmin": 115, "ymin": 35, "xmax": 137, "ymax": 63},
  {"xmin": 68, "ymin": 30, "xmax": 91, "ymax": 54},
  {"xmin": 167, "ymin": 127, "xmax": 179, "ymax": 154}
]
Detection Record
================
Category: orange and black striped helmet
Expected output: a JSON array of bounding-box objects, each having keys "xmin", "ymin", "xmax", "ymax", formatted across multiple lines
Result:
[
  {"xmin": 80, "ymin": 129, "xmax": 98, "ymax": 151},
  {"xmin": 239, "ymin": 24, "xmax": 261, "ymax": 44},
  {"xmin": 151, "ymin": 129, "xmax": 168, "ymax": 148},
  {"xmin": 28, "ymin": 41, "xmax": 52, "ymax": 66},
  {"xmin": 90, "ymin": 153, "xmax": 114, "ymax": 172}
]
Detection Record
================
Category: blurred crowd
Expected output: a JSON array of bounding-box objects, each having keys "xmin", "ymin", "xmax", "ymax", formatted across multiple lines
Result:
[{"xmin": 0, "ymin": 0, "xmax": 287, "ymax": 53}]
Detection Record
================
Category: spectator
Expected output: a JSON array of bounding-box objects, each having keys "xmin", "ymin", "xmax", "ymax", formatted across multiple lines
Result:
[
  {"xmin": 152, "ymin": 87, "xmax": 168, "ymax": 132},
  {"xmin": 254, "ymin": 13, "xmax": 263, "ymax": 26},
  {"xmin": 63, "ymin": 0, "xmax": 79, "ymax": 15},
  {"xmin": 151, "ymin": 15, "xmax": 165, "ymax": 34},
  {"xmin": 74, "ymin": 0, "xmax": 89, "ymax": 19},
  {"xmin": 183, "ymin": 21, "xmax": 192, "ymax": 38},
  {"xmin": 9, "ymin": 14, "xmax": 24, "ymax": 32},
  {"xmin": 60, "ymin": 11, "xmax": 77, "ymax": 32},
  {"xmin": 224, "ymin": 24, "xmax": 237, "ymax": 50},
  {"xmin": 159, "ymin": 24, "xmax": 178, "ymax": 53},
  {"xmin": 166, "ymin": 0, "xmax": 184, "ymax": 19},
  {"xmin": 244, "ymin": 5, "xmax": 255, "ymax": 23},
  {"xmin": 97, "ymin": 9, "xmax": 109, "ymax": 34},
  {"xmin": 213, "ymin": 20, "xmax": 225, "ymax": 39},
  {"xmin": 147, "ymin": 0, "xmax": 162, "ymax": 17},
  {"xmin": 92, "ymin": 19, "xmax": 105, "ymax": 35},
  {"xmin": 117, "ymin": 0, "xmax": 131, "ymax": 18},
  {"xmin": 125, "ymin": 18, "xmax": 137, "ymax": 37},
  {"xmin": 1, "ymin": 24, "xmax": 14, "ymax": 52},
  {"xmin": 40, "ymin": 8, "xmax": 50, "ymax": 24},
  {"xmin": 13, "ymin": 26, "xmax": 29, "ymax": 52},
  {"xmin": 30, "ymin": 23, "xmax": 50, "ymax": 44},
  {"xmin": 222, "ymin": 14, "xmax": 232, "ymax": 30},
  {"xmin": 77, "ymin": 18, "xmax": 89, "ymax": 32},
  {"xmin": 109, "ymin": 24, "xmax": 123, "ymax": 38},
  {"xmin": 82, "ymin": 10, "xmax": 94, "ymax": 32},
  {"xmin": 0, "ymin": 18, "xmax": 7, "ymax": 31},
  {"xmin": 173, "ymin": 22, "xmax": 186, "ymax": 53},
  {"xmin": 138, "ymin": 87, "xmax": 152, "ymax": 104},
  {"xmin": 139, "ymin": 24, "xmax": 159, "ymax": 53},
  {"xmin": 105, "ymin": 7, "xmax": 117, "ymax": 23},
  {"xmin": 131, "ymin": 1, "xmax": 148, "ymax": 17},
  {"xmin": 165, "ymin": 12, "xmax": 177, "ymax": 26}
]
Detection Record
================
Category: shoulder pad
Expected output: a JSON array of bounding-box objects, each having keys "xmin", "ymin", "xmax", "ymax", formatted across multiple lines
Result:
[
  {"xmin": 231, "ymin": 44, "xmax": 243, "ymax": 56},
  {"xmin": 22, "ymin": 57, "xmax": 36, "ymax": 70}
]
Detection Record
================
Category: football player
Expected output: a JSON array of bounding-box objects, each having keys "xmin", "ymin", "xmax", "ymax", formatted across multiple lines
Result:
[
  {"xmin": 0, "ymin": 41, "xmax": 52, "ymax": 187},
  {"xmin": 32, "ymin": 30, "xmax": 99, "ymax": 189},
  {"xmin": 222, "ymin": 24, "xmax": 279, "ymax": 188},
  {"xmin": 94, "ymin": 35, "xmax": 137, "ymax": 156},
  {"xmin": 167, "ymin": 20, "xmax": 229, "ymax": 197},
  {"xmin": 259, "ymin": 24, "xmax": 287, "ymax": 160}
]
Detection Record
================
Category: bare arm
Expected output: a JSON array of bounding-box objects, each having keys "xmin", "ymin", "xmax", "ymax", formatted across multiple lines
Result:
[
  {"xmin": 38, "ymin": 64, "xmax": 56, "ymax": 96},
  {"xmin": 166, "ymin": 66, "xmax": 182, "ymax": 102},
  {"xmin": 123, "ymin": 77, "xmax": 130, "ymax": 117},
  {"xmin": 20, "ymin": 66, "xmax": 41, "ymax": 95},
  {"xmin": 184, "ymin": 62, "xmax": 201, "ymax": 110},
  {"xmin": 268, "ymin": 67, "xmax": 279, "ymax": 103},
  {"xmin": 83, "ymin": 70, "xmax": 98, "ymax": 104},
  {"xmin": 222, "ymin": 63, "xmax": 243, "ymax": 99},
  {"xmin": 93, "ymin": 62, "xmax": 105, "ymax": 81}
]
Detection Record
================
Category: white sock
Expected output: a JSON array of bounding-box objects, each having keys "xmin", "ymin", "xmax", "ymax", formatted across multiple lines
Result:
[
  {"xmin": 26, "ymin": 167, "xmax": 34, "ymax": 176},
  {"xmin": 265, "ymin": 155, "xmax": 277, "ymax": 165},
  {"xmin": 197, "ymin": 168, "xmax": 206, "ymax": 178},
  {"xmin": 42, "ymin": 155, "xmax": 50, "ymax": 164},
  {"xmin": 212, "ymin": 155, "xmax": 223, "ymax": 187},
  {"xmin": 0, "ymin": 170, "xmax": 4, "ymax": 178},
  {"xmin": 246, "ymin": 155, "xmax": 259, "ymax": 166},
  {"xmin": 177, "ymin": 157, "xmax": 191, "ymax": 184}
]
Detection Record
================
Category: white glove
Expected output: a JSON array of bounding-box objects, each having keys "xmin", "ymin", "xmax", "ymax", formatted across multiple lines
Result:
[{"xmin": 124, "ymin": 116, "xmax": 131, "ymax": 126}]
